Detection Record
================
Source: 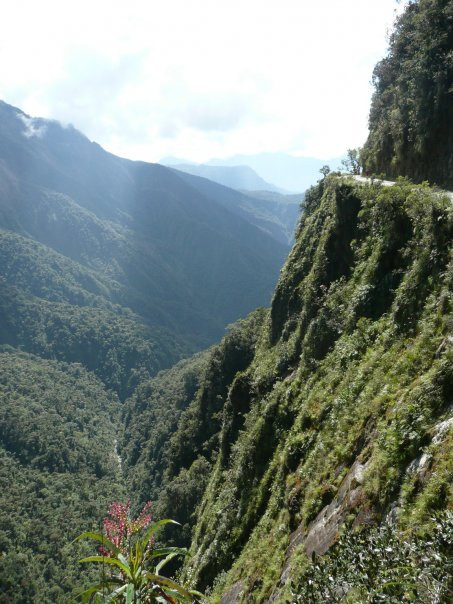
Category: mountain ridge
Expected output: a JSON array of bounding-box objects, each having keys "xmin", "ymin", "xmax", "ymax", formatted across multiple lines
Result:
[
  {"xmin": 204, "ymin": 152, "xmax": 345, "ymax": 192},
  {"xmin": 0, "ymin": 100, "xmax": 288, "ymax": 349},
  {"xmin": 166, "ymin": 167, "xmax": 302, "ymax": 246},
  {"xmin": 161, "ymin": 161, "xmax": 284, "ymax": 193}
]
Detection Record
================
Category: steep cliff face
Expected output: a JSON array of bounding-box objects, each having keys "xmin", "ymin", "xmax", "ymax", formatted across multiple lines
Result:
[
  {"xmin": 147, "ymin": 176, "xmax": 452, "ymax": 601},
  {"xmin": 121, "ymin": 309, "xmax": 268, "ymax": 548}
]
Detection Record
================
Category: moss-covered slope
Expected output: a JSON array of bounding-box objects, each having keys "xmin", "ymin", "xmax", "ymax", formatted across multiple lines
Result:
[{"xmin": 131, "ymin": 176, "xmax": 452, "ymax": 601}]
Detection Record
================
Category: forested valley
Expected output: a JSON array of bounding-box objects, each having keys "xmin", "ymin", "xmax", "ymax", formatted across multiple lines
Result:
[{"xmin": 0, "ymin": 0, "xmax": 452, "ymax": 602}]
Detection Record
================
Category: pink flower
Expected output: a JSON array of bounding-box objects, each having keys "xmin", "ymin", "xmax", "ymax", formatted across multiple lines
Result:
[{"xmin": 98, "ymin": 501, "xmax": 153, "ymax": 557}]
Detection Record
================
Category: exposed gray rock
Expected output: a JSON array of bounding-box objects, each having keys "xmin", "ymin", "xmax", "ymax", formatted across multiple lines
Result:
[
  {"xmin": 407, "ymin": 452, "xmax": 431, "ymax": 475},
  {"xmin": 303, "ymin": 460, "xmax": 367, "ymax": 557},
  {"xmin": 221, "ymin": 580, "xmax": 245, "ymax": 604},
  {"xmin": 434, "ymin": 335, "xmax": 453, "ymax": 358},
  {"xmin": 432, "ymin": 416, "xmax": 453, "ymax": 445},
  {"xmin": 385, "ymin": 502, "xmax": 399, "ymax": 525},
  {"xmin": 266, "ymin": 459, "xmax": 369, "ymax": 602}
]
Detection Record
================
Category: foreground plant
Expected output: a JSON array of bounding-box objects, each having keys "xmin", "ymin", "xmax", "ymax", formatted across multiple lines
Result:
[{"xmin": 75, "ymin": 500, "xmax": 202, "ymax": 603}]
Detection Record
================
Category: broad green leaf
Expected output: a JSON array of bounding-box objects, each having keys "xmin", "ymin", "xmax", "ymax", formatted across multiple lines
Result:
[
  {"xmin": 77, "ymin": 580, "xmax": 121, "ymax": 603},
  {"xmin": 146, "ymin": 573, "xmax": 192, "ymax": 600},
  {"xmin": 140, "ymin": 519, "xmax": 180, "ymax": 550},
  {"xmin": 104, "ymin": 584, "xmax": 128, "ymax": 603},
  {"xmin": 189, "ymin": 589, "xmax": 205, "ymax": 598},
  {"xmin": 131, "ymin": 538, "xmax": 143, "ymax": 574},
  {"xmin": 160, "ymin": 588, "xmax": 188, "ymax": 602},
  {"xmin": 78, "ymin": 583, "xmax": 104, "ymax": 603},
  {"xmin": 79, "ymin": 555, "xmax": 132, "ymax": 579},
  {"xmin": 156, "ymin": 551, "xmax": 181, "ymax": 574},
  {"xmin": 148, "ymin": 547, "xmax": 188, "ymax": 560},
  {"xmin": 125, "ymin": 583, "xmax": 135, "ymax": 604}
]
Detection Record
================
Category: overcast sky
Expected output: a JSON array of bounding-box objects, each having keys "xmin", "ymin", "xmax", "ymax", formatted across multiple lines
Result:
[{"xmin": 0, "ymin": 0, "xmax": 404, "ymax": 163}]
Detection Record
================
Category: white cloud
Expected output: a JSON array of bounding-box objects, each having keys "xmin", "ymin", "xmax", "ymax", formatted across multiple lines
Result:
[
  {"xmin": 18, "ymin": 114, "xmax": 47, "ymax": 139},
  {"xmin": 0, "ymin": 0, "xmax": 402, "ymax": 162}
]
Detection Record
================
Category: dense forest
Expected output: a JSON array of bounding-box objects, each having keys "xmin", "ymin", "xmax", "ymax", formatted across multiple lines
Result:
[
  {"xmin": 0, "ymin": 350, "xmax": 126, "ymax": 602},
  {"xmin": 0, "ymin": 0, "xmax": 452, "ymax": 602}
]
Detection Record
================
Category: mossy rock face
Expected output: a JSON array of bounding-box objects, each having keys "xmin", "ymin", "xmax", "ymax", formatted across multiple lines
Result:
[{"xmin": 136, "ymin": 177, "xmax": 452, "ymax": 601}]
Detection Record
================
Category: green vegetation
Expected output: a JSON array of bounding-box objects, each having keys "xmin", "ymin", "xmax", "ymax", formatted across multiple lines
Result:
[
  {"xmin": 0, "ymin": 95, "xmax": 288, "ymax": 602},
  {"xmin": 362, "ymin": 0, "xmax": 453, "ymax": 187},
  {"xmin": 121, "ymin": 309, "xmax": 267, "ymax": 548},
  {"xmin": 0, "ymin": 229, "xmax": 191, "ymax": 399},
  {"xmin": 126, "ymin": 176, "xmax": 451, "ymax": 601},
  {"xmin": 1, "ymin": 2, "xmax": 452, "ymax": 600},
  {"xmin": 2, "ymin": 166, "xmax": 452, "ymax": 601},
  {"xmin": 76, "ymin": 501, "xmax": 199, "ymax": 603},
  {"xmin": 0, "ymin": 283, "xmax": 186, "ymax": 400},
  {"xmin": 289, "ymin": 512, "xmax": 452, "ymax": 602},
  {"xmin": 4, "ymin": 174, "xmax": 447, "ymax": 602},
  {"xmin": 0, "ymin": 350, "xmax": 125, "ymax": 603}
]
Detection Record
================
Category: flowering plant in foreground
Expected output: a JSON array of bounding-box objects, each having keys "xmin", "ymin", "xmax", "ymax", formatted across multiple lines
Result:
[
  {"xmin": 98, "ymin": 500, "xmax": 153, "ymax": 557},
  {"xmin": 75, "ymin": 501, "xmax": 203, "ymax": 603}
]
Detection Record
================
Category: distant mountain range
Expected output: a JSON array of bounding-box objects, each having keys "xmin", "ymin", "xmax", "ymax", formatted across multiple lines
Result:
[
  {"xmin": 160, "ymin": 161, "xmax": 284, "ymax": 193},
  {"xmin": 162, "ymin": 152, "xmax": 345, "ymax": 193},
  {"xmin": 167, "ymin": 168, "xmax": 302, "ymax": 246},
  {"xmin": 0, "ymin": 100, "xmax": 289, "ymax": 393},
  {"xmin": 159, "ymin": 159, "xmax": 304, "ymax": 246}
]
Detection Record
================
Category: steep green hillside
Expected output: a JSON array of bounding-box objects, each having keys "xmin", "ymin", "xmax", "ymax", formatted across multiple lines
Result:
[
  {"xmin": 362, "ymin": 0, "xmax": 453, "ymax": 187},
  {"xmin": 126, "ymin": 176, "xmax": 452, "ymax": 601},
  {"xmin": 191, "ymin": 177, "xmax": 452, "ymax": 601},
  {"xmin": 0, "ymin": 230, "xmax": 189, "ymax": 398},
  {"xmin": 169, "ymin": 169, "xmax": 302, "ymax": 246},
  {"xmin": 121, "ymin": 309, "xmax": 267, "ymax": 547},
  {"xmin": 0, "ymin": 350, "xmax": 125, "ymax": 603}
]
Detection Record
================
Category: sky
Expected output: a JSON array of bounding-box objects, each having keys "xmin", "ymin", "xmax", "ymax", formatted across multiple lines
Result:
[{"xmin": 0, "ymin": 0, "xmax": 405, "ymax": 163}]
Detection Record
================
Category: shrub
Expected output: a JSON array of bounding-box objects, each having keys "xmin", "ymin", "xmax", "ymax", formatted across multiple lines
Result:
[{"xmin": 75, "ymin": 501, "xmax": 203, "ymax": 603}]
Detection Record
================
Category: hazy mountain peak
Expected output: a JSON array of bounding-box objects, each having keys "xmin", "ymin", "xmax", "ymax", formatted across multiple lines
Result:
[
  {"xmin": 162, "ymin": 160, "xmax": 284, "ymax": 193},
  {"xmin": 205, "ymin": 151, "xmax": 345, "ymax": 192}
]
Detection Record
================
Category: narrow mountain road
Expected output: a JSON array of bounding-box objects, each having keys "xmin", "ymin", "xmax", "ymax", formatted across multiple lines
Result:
[
  {"xmin": 351, "ymin": 175, "xmax": 394, "ymax": 187},
  {"xmin": 348, "ymin": 174, "xmax": 453, "ymax": 203}
]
